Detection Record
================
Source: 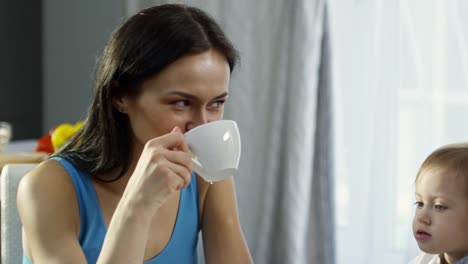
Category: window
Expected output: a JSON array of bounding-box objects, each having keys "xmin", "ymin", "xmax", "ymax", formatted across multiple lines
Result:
[{"xmin": 330, "ymin": 0, "xmax": 468, "ymax": 263}]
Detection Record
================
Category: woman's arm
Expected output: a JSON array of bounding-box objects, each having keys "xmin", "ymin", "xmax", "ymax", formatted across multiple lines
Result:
[
  {"xmin": 18, "ymin": 130, "xmax": 193, "ymax": 264},
  {"xmin": 201, "ymin": 176, "xmax": 253, "ymax": 263},
  {"xmin": 96, "ymin": 129, "xmax": 193, "ymax": 263},
  {"xmin": 17, "ymin": 160, "xmax": 88, "ymax": 264},
  {"xmin": 18, "ymin": 160, "xmax": 157, "ymax": 264}
]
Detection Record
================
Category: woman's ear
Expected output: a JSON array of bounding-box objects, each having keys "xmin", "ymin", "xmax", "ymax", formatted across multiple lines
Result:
[{"xmin": 112, "ymin": 96, "xmax": 127, "ymax": 113}]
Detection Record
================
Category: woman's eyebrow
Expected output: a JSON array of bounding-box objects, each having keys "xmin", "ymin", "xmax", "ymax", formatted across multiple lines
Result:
[
  {"xmin": 165, "ymin": 91, "xmax": 198, "ymax": 100},
  {"xmin": 212, "ymin": 92, "xmax": 229, "ymax": 100},
  {"xmin": 165, "ymin": 91, "xmax": 229, "ymax": 101}
]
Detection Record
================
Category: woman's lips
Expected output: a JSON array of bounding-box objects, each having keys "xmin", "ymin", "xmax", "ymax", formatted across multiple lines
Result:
[{"xmin": 415, "ymin": 230, "xmax": 432, "ymax": 241}]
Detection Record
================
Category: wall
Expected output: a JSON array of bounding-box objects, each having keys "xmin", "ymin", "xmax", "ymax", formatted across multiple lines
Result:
[
  {"xmin": 0, "ymin": 1, "xmax": 126, "ymax": 139},
  {"xmin": 0, "ymin": 1, "xmax": 42, "ymax": 140},
  {"xmin": 42, "ymin": 0, "xmax": 125, "ymax": 132}
]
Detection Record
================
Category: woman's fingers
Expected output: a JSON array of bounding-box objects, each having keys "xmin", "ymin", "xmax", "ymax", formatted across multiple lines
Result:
[
  {"xmin": 166, "ymin": 161, "xmax": 192, "ymax": 189},
  {"xmin": 136, "ymin": 128, "xmax": 193, "ymax": 195},
  {"xmin": 169, "ymin": 126, "xmax": 190, "ymax": 152},
  {"xmin": 147, "ymin": 128, "xmax": 190, "ymax": 153},
  {"xmin": 147, "ymin": 147, "xmax": 193, "ymax": 189},
  {"xmin": 161, "ymin": 149, "xmax": 194, "ymax": 173},
  {"xmin": 154, "ymin": 159, "xmax": 191, "ymax": 190}
]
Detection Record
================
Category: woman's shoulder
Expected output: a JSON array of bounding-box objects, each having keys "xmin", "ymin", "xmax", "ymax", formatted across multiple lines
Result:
[
  {"xmin": 18, "ymin": 159, "xmax": 82, "ymax": 260},
  {"xmin": 19, "ymin": 158, "xmax": 73, "ymax": 192},
  {"xmin": 18, "ymin": 158, "xmax": 79, "ymax": 212},
  {"xmin": 409, "ymin": 253, "xmax": 441, "ymax": 264}
]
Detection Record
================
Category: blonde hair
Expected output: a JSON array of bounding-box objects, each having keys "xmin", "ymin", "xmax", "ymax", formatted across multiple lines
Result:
[{"xmin": 416, "ymin": 143, "xmax": 468, "ymax": 193}]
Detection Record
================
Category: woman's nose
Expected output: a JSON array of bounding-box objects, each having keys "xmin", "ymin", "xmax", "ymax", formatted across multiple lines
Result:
[{"xmin": 185, "ymin": 110, "xmax": 209, "ymax": 131}]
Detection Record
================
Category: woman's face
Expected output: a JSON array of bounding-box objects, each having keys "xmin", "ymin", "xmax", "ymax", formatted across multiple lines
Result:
[{"xmin": 115, "ymin": 49, "xmax": 231, "ymax": 146}]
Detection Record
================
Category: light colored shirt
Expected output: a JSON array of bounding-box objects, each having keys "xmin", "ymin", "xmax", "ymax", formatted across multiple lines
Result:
[{"xmin": 410, "ymin": 253, "xmax": 468, "ymax": 264}]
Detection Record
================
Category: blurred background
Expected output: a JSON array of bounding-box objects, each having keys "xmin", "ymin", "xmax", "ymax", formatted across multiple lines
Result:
[{"xmin": 1, "ymin": 0, "xmax": 467, "ymax": 263}]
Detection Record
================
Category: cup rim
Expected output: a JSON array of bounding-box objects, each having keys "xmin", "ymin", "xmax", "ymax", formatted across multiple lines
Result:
[
  {"xmin": 184, "ymin": 119, "xmax": 241, "ymax": 182},
  {"xmin": 184, "ymin": 119, "xmax": 237, "ymax": 136}
]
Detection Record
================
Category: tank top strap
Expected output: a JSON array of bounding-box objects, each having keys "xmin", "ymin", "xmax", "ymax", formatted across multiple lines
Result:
[{"xmin": 52, "ymin": 157, "xmax": 106, "ymax": 255}]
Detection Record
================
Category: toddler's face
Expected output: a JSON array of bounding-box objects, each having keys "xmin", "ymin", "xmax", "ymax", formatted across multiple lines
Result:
[{"xmin": 413, "ymin": 169, "xmax": 468, "ymax": 259}]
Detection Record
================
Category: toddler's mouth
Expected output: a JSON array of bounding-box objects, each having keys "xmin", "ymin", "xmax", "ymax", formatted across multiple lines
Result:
[{"xmin": 415, "ymin": 230, "xmax": 431, "ymax": 241}]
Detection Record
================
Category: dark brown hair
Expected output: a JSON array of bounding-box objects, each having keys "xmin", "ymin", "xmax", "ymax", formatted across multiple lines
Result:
[{"xmin": 56, "ymin": 4, "xmax": 239, "ymax": 181}]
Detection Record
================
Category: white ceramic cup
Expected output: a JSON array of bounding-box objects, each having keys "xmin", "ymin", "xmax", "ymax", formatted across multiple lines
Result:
[{"xmin": 184, "ymin": 120, "xmax": 241, "ymax": 183}]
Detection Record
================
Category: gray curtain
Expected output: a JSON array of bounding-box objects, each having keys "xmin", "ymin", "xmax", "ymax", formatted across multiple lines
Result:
[{"xmin": 128, "ymin": 1, "xmax": 334, "ymax": 263}]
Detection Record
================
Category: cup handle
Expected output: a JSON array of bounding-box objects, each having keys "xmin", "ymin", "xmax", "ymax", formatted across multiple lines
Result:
[
  {"xmin": 191, "ymin": 157, "xmax": 203, "ymax": 170},
  {"xmin": 188, "ymin": 148, "xmax": 203, "ymax": 172}
]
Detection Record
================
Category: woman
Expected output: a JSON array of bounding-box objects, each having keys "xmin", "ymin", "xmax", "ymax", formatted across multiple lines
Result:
[{"xmin": 17, "ymin": 4, "xmax": 252, "ymax": 264}]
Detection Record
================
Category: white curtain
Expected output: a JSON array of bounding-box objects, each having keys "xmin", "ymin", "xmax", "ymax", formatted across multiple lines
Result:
[
  {"xmin": 127, "ymin": 1, "xmax": 334, "ymax": 264},
  {"xmin": 329, "ymin": 0, "xmax": 468, "ymax": 263}
]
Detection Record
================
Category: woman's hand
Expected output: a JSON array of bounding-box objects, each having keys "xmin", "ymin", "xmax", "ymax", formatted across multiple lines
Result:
[
  {"xmin": 95, "ymin": 127, "xmax": 194, "ymax": 264},
  {"xmin": 125, "ymin": 127, "xmax": 194, "ymax": 210}
]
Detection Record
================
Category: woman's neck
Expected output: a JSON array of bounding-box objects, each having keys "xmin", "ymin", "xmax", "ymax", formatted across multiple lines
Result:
[{"xmin": 94, "ymin": 141, "xmax": 143, "ymax": 195}]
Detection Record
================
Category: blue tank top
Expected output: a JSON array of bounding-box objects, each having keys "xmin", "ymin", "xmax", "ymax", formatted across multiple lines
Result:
[{"xmin": 23, "ymin": 157, "xmax": 200, "ymax": 263}]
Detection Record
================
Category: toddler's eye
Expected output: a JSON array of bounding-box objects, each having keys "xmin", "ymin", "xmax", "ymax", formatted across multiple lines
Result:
[{"xmin": 434, "ymin": 204, "xmax": 448, "ymax": 211}]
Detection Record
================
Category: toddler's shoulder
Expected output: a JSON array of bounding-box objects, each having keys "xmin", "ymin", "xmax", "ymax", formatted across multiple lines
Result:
[{"xmin": 409, "ymin": 253, "xmax": 440, "ymax": 264}]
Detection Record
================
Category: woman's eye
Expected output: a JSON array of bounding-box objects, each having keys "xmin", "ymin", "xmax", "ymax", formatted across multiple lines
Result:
[
  {"xmin": 208, "ymin": 100, "xmax": 225, "ymax": 109},
  {"xmin": 434, "ymin": 204, "xmax": 448, "ymax": 211},
  {"xmin": 172, "ymin": 100, "xmax": 190, "ymax": 107},
  {"xmin": 414, "ymin": 201, "xmax": 423, "ymax": 208}
]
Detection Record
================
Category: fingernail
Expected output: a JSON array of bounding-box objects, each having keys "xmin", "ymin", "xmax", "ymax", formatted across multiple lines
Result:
[{"xmin": 171, "ymin": 126, "xmax": 181, "ymax": 133}]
